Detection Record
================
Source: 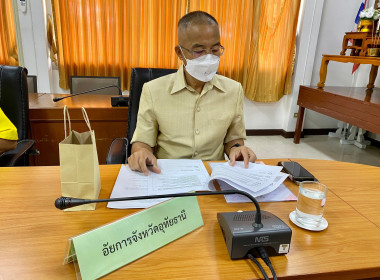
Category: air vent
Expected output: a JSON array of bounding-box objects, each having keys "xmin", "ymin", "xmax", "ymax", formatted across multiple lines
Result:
[
  {"xmin": 233, "ymin": 213, "xmax": 255, "ymax": 221},
  {"xmin": 232, "ymin": 213, "xmax": 272, "ymax": 221}
]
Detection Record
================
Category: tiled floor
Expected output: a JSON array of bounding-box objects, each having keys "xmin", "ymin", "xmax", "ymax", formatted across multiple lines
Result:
[{"xmin": 245, "ymin": 135, "xmax": 380, "ymax": 167}]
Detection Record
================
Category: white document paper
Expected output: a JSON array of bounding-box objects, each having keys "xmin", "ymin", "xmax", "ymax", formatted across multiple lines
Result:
[
  {"xmin": 208, "ymin": 162, "xmax": 295, "ymax": 203},
  {"xmin": 218, "ymin": 180, "xmax": 297, "ymax": 203},
  {"xmin": 208, "ymin": 162, "xmax": 284, "ymax": 194},
  {"xmin": 108, "ymin": 159, "xmax": 295, "ymax": 209},
  {"xmin": 107, "ymin": 159, "xmax": 210, "ymax": 209}
]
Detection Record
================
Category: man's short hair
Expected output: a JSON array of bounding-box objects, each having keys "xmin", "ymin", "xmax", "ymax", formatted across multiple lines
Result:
[{"xmin": 178, "ymin": 11, "xmax": 218, "ymax": 30}]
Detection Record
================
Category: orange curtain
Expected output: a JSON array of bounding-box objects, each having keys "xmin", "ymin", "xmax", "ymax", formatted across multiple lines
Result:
[
  {"xmin": 0, "ymin": 0, "xmax": 18, "ymax": 66},
  {"xmin": 52, "ymin": 0, "xmax": 300, "ymax": 101},
  {"xmin": 253, "ymin": 0, "xmax": 300, "ymax": 102},
  {"xmin": 51, "ymin": 0, "xmax": 186, "ymax": 90},
  {"xmin": 189, "ymin": 0, "xmax": 301, "ymax": 102}
]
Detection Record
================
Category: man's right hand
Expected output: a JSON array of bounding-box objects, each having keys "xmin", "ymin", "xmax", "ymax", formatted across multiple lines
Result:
[{"xmin": 128, "ymin": 143, "xmax": 161, "ymax": 176}]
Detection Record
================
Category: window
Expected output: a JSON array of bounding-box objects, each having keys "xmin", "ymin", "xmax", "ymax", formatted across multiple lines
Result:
[
  {"xmin": 52, "ymin": 0, "xmax": 300, "ymax": 102},
  {"xmin": 0, "ymin": 0, "xmax": 19, "ymax": 66}
]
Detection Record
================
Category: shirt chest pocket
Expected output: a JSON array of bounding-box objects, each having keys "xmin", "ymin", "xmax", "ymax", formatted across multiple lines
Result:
[
  {"xmin": 207, "ymin": 112, "xmax": 235, "ymax": 139},
  {"xmin": 210, "ymin": 113, "xmax": 233, "ymax": 126},
  {"xmin": 198, "ymin": 95, "xmax": 236, "ymax": 139}
]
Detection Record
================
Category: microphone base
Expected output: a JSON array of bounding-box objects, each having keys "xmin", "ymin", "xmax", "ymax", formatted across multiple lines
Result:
[
  {"xmin": 217, "ymin": 210, "xmax": 292, "ymax": 259},
  {"xmin": 111, "ymin": 96, "xmax": 129, "ymax": 107}
]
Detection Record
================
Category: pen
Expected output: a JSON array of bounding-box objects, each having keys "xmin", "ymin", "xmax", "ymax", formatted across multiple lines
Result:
[{"xmin": 147, "ymin": 164, "xmax": 153, "ymax": 167}]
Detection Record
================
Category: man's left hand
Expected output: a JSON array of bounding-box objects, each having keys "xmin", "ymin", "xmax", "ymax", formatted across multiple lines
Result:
[{"xmin": 229, "ymin": 145, "xmax": 257, "ymax": 168}]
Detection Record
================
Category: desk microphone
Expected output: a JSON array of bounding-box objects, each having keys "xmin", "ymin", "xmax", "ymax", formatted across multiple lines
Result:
[
  {"xmin": 53, "ymin": 85, "xmax": 123, "ymax": 102},
  {"xmin": 55, "ymin": 190, "xmax": 263, "ymax": 227},
  {"xmin": 55, "ymin": 189, "xmax": 292, "ymax": 278}
]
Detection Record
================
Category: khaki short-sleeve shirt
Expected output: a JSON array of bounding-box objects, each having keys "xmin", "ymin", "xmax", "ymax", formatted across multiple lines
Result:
[{"xmin": 131, "ymin": 66, "xmax": 246, "ymax": 160}]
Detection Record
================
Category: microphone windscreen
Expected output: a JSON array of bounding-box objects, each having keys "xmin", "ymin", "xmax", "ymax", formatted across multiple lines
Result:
[
  {"xmin": 55, "ymin": 197, "xmax": 66, "ymax": 209},
  {"xmin": 55, "ymin": 197, "xmax": 92, "ymax": 210}
]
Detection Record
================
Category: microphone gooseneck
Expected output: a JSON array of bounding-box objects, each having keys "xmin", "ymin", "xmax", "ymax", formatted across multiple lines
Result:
[
  {"xmin": 55, "ymin": 190, "xmax": 263, "ymax": 227},
  {"xmin": 53, "ymin": 85, "xmax": 122, "ymax": 102}
]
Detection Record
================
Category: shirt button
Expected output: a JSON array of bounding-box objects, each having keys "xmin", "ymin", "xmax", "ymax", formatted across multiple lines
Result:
[
  {"xmin": 194, "ymin": 151, "xmax": 198, "ymax": 156},
  {"xmin": 196, "ymin": 107, "xmax": 200, "ymax": 112},
  {"xmin": 195, "ymin": 129, "xmax": 200, "ymax": 135}
]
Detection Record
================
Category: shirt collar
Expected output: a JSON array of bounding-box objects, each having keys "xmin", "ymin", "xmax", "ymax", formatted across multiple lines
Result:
[{"xmin": 171, "ymin": 65, "xmax": 227, "ymax": 94}]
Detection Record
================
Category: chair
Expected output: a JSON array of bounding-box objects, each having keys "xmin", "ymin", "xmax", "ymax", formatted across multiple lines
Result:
[
  {"xmin": 0, "ymin": 65, "xmax": 35, "ymax": 166},
  {"xmin": 70, "ymin": 76, "xmax": 121, "ymax": 95},
  {"xmin": 106, "ymin": 68, "xmax": 177, "ymax": 164},
  {"xmin": 27, "ymin": 75, "xmax": 37, "ymax": 93}
]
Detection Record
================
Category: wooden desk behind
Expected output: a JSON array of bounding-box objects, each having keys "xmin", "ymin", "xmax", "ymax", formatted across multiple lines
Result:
[
  {"xmin": 294, "ymin": 86, "xmax": 380, "ymax": 143},
  {"xmin": 1, "ymin": 159, "xmax": 380, "ymax": 279},
  {"xmin": 29, "ymin": 93, "xmax": 128, "ymax": 166}
]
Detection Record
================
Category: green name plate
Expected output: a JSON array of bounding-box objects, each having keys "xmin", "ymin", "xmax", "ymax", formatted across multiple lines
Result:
[{"xmin": 63, "ymin": 196, "xmax": 203, "ymax": 280}]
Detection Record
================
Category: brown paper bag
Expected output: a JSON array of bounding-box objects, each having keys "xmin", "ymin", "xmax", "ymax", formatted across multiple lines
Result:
[{"xmin": 59, "ymin": 105, "xmax": 101, "ymax": 211}]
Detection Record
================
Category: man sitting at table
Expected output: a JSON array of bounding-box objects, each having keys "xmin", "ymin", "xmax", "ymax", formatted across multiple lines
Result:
[
  {"xmin": 0, "ymin": 108, "xmax": 18, "ymax": 155},
  {"xmin": 128, "ymin": 11, "xmax": 256, "ymax": 175}
]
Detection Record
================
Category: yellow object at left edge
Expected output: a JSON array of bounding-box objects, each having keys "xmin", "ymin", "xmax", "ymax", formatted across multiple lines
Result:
[{"xmin": 0, "ymin": 108, "xmax": 18, "ymax": 140}]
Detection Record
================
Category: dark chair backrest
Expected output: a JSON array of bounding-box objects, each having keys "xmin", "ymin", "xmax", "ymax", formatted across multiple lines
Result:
[
  {"xmin": 0, "ymin": 65, "xmax": 29, "ymax": 140},
  {"xmin": 127, "ymin": 68, "xmax": 177, "ymax": 156},
  {"xmin": 70, "ymin": 76, "xmax": 121, "ymax": 95}
]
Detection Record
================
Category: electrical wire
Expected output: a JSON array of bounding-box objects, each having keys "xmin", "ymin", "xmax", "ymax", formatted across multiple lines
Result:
[
  {"xmin": 246, "ymin": 253, "xmax": 269, "ymax": 280},
  {"xmin": 267, "ymin": 262, "xmax": 277, "ymax": 280},
  {"xmin": 256, "ymin": 247, "xmax": 278, "ymax": 280}
]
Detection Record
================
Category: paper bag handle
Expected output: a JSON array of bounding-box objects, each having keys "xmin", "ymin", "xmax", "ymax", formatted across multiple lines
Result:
[
  {"xmin": 81, "ymin": 107, "xmax": 92, "ymax": 131},
  {"xmin": 63, "ymin": 105, "xmax": 71, "ymax": 138}
]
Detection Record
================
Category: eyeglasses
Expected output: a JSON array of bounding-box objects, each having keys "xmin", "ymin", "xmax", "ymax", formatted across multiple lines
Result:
[{"xmin": 179, "ymin": 45, "xmax": 225, "ymax": 58}]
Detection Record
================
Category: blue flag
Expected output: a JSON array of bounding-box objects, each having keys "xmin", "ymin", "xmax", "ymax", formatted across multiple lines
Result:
[{"xmin": 355, "ymin": 2, "xmax": 365, "ymax": 24}]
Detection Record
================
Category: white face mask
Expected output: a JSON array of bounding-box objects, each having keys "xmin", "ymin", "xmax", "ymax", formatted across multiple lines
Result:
[{"xmin": 180, "ymin": 48, "xmax": 220, "ymax": 82}]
